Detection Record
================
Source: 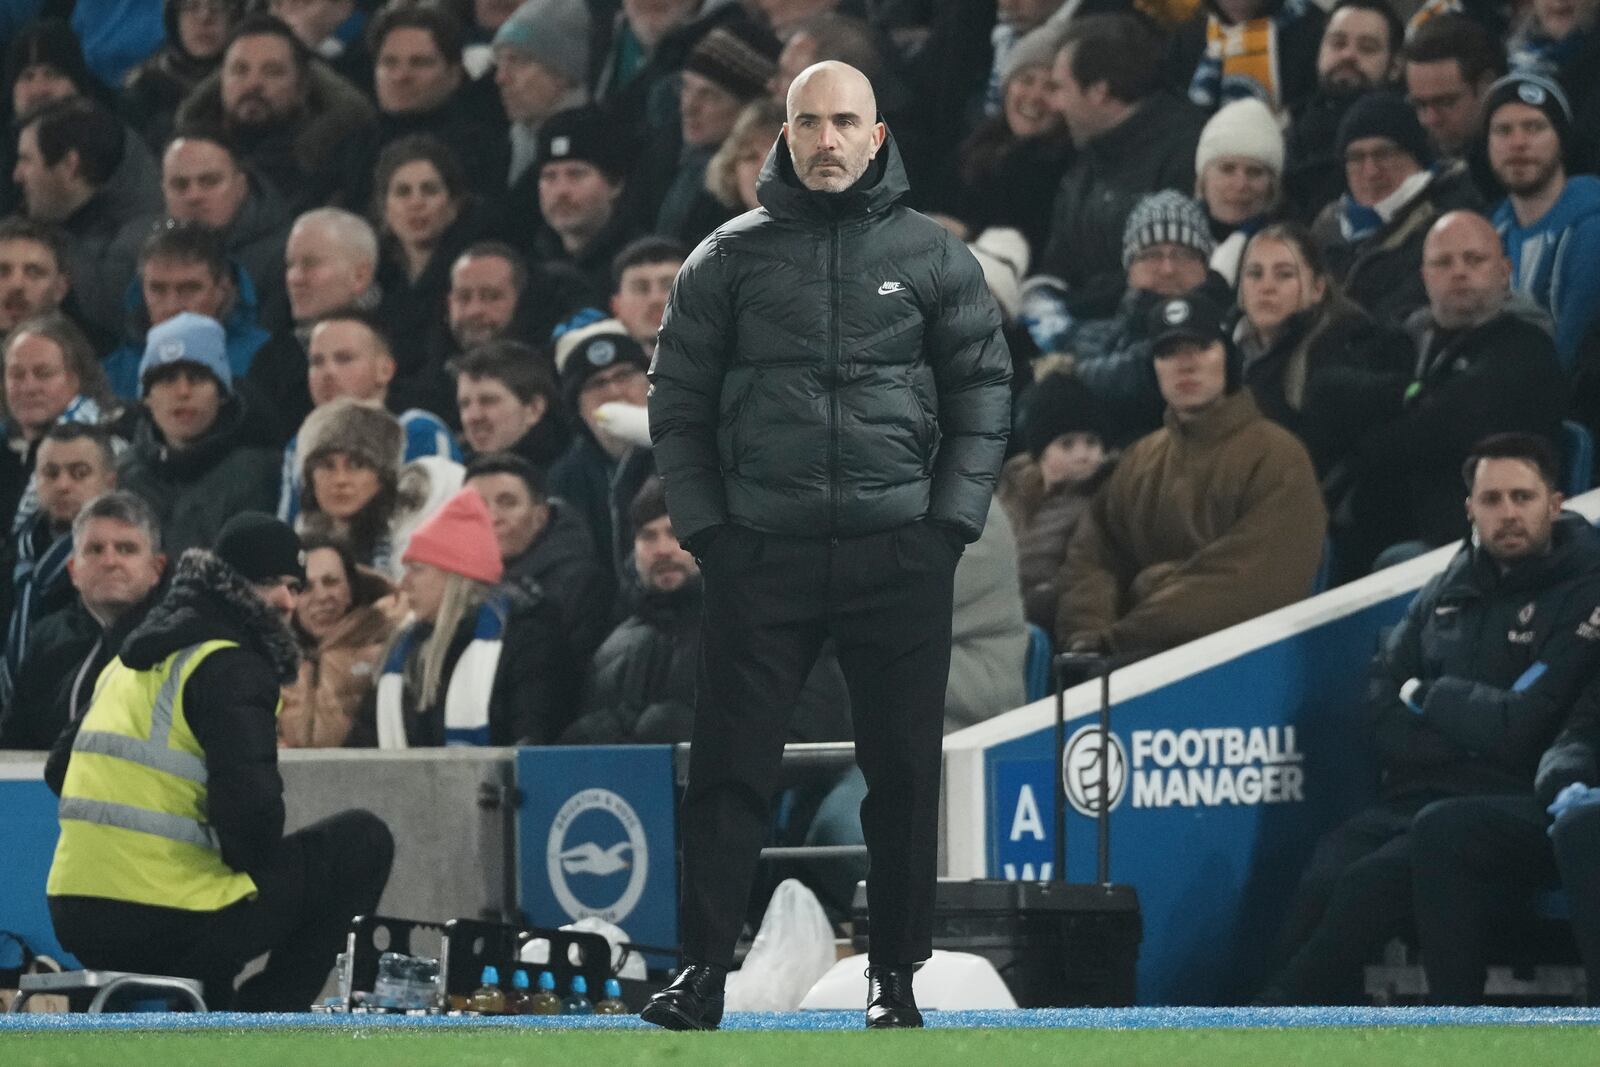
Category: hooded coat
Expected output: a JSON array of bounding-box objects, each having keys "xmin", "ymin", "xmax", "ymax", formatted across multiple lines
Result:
[
  {"xmin": 649, "ymin": 128, "xmax": 1013, "ymax": 546},
  {"xmin": 43, "ymin": 548, "xmax": 300, "ymax": 880},
  {"xmin": 117, "ymin": 396, "xmax": 282, "ymax": 555},
  {"xmin": 1239, "ymin": 297, "xmax": 1414, "ymax": 477},
  {"xmin": 122, "ymin": 0, "xmax": 233, "ymax": 151}
]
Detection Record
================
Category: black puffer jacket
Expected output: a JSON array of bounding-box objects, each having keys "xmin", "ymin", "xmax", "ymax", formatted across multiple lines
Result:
[
  {"xmin": 649, "ymin": 130, "xmax": 1012, "ymax": 545},
  {"xmin": 1366, "ymin": 513, "xmax": 1600, "ymax": 802},
  {"xmin": 44, "ymin": 550, "xmax": 300, "ymax": 880},
  {"xmin": 560, "ymin": 578, "xmax": 852, "ymax": 745}
]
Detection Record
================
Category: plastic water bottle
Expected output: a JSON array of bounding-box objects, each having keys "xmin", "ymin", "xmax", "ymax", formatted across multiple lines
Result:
[
  {"xmin": 528, "ymin": 970, "xmax": 562, "ymax": 1015},
  {"xmin": 505, "ymin": 968, "xmax": 534, "ymax": 1015},
  {"xmin": 468, "ymin": 965, "xmax": 506, "ymax": 1015},
  {"xmin": 594, "ymin": 978, "xmax": 628, "ymax": 1015},
  {"xmin": 561, "ymin": 975, "xmax": 593, "ymax": 1015},
  {"xmin": 374, "ymin": 952, "xmax": 409, "ymax": 1009},
  {"xmin": 407, "ymin": 956, "xmax": 441, "ymax": 1010}
]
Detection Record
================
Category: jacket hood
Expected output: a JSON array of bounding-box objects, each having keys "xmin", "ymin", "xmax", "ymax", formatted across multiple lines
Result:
[
  {"xmin": 755, "ymin": 122, "xmax": 910, "ymax": 224},
  {"xmin": 1444, "ymin": 511, "xmax": 1600, "ymax": 597},
  {"xmin": 122, "ymin": 548, "xmax": 300, "ymax": 683}
]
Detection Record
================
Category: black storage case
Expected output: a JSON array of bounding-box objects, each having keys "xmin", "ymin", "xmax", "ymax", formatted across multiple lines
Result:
[
  {"xmin": 852, "ymin": 652, "xmax": 1144, "ymax": 1007},
  {"xmin": 851, "ymin": 879, "xmax": 1141, "ymax": 1006}
]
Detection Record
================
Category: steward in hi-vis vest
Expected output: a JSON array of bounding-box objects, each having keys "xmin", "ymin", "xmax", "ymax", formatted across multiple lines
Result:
[{"xmin": 45, "ymin": 512, "xmax": 394, "ymax": 1012}]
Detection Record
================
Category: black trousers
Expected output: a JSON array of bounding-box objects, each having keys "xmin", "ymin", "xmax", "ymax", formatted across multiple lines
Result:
[
  {"xmin": 1412, "ymin": 795, "xmax": 1600, "ymax": 1005},
  {"xmin": 679, "ymin": 522, "xmax": 957, "ymax": 968},
  {"xmin": 50, "ymin": 809, "xmax": 394, "ymax": 1011},
  {"xmin": 1262, "ymin": 796, "xmax": 1435, "ymax": 1004}
]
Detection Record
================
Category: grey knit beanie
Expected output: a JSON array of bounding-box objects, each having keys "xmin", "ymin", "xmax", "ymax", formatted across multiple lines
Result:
[
  {"xmin": 1121, "ymin": 190, "xmax": 1216, "ymax": 268},
  {"xmin": 493, "ymin": 0, "xmax": 592, "ymax": 88}
]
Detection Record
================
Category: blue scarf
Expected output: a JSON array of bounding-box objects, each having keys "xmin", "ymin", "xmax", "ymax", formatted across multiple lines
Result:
[{"xmin": 1, "ymin": 515, "xmax": 73, "ymax": 705}]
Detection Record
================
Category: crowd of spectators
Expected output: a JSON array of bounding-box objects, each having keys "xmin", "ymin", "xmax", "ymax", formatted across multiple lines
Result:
[{"xmin": 0, "ymin": 0, "xmax": 1598, "ymax": 1004}]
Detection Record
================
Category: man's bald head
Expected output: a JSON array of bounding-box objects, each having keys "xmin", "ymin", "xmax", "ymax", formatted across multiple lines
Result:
[
  {"xmin": 782, "ymin": 61, "xmax": 886, "ymax": 193},
  {"xmin": 1422, "ymin": 210, "xmax": 1511, "ymax": 329},
  {"xmin": 785, "ymin": 60, "xmax": 876, "ymax": 122}
]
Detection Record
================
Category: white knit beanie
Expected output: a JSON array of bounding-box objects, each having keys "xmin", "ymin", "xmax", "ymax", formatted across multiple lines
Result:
[{"xmin": 1195, "ymin": 98, "xmax": 1285, "ymax": 179}]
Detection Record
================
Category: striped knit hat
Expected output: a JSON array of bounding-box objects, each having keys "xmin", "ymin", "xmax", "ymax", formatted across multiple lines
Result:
[
  {"xmin": 683, "ymin": 21, "xmax": 780, "ymax": 102},
  {"xmin": 1121, "ymin": 190, "xmax": 1216, "ymax": 268}
]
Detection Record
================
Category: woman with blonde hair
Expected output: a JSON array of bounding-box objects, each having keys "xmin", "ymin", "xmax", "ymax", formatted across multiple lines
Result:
[
  {"xmin": 359, "ymin": 487, "xmax": 575, "ymax": 748},
  {"xmin": 1235, "ymin": 221, "xmax": 1410, "ymax": 478},
  {"xmin": 703, "ymin": 97, "xmax": 785, "ymax": 217}
]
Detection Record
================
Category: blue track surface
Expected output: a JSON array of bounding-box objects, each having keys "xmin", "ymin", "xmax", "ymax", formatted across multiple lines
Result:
[{"xmin": 4, "ymin": 1006, "xmax": 1600, "ymax": 1033}]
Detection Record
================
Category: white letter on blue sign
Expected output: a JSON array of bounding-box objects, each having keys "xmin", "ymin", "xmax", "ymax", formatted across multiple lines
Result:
[{"xmin": 1010, "ymin": 783, "xmax": 1046, "ymax": 841}]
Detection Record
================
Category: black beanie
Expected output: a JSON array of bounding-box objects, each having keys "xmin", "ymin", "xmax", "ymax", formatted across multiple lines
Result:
[
  {"xmin": 535, "ymin": 105, "xmax": 630, "ymax": 181},
  {"xmin": 214, "ymin": 512, "xmax": 305, "ymax": 583},
  {"xmin": 1336, "ymin": 92, "xmax": 1434, "ymax": 169},
  {"xmin": 1483, "ymin": 73, "xmax": 1574, "ymax": 164},
  {"xmin": 1020, "ymin": 374, "xmax": 1105, "ymax": 460}
]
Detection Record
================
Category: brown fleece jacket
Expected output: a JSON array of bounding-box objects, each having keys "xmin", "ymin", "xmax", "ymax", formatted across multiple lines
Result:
[{"xmin": 1057, "ymin": 388, "xmax": 1326, "ymax": 655}]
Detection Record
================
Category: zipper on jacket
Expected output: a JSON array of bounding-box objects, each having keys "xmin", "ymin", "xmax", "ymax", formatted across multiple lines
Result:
[{"xmin": 828, "ymin": 221, "xmax": 841, "ymax": 539}]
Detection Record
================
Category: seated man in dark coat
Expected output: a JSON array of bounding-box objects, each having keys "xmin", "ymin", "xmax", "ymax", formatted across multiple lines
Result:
[
  {"xmin": 1260, "ymin": 432, "xmax": 1600, "ymax": 1004},
  {"xmin": 1335, "ymin": 210, "xmax": 1566, "ymax": 574},
  {"xmin": 560, "ymin": 477, "xmax": 850, "ymax": 746},
  {"xmin": 0, "ymin": 491, "xmax": 165, "ymax": 750}
]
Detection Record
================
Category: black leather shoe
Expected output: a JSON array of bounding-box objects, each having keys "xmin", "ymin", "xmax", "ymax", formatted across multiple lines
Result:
[
  {"xmin": 865, "ymin": 965, "xmax": 923, "ymax": 1028},
  {"xmin": 640, "ymin": 963, "xmax": 727, "ymax": 1031}
]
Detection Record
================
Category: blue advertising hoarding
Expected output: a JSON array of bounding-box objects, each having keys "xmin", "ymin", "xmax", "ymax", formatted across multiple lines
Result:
[
  {"xmin": 0, "ymin": 764, "xmax": 77, "ymax": 967},
  {"xmin": 984, "ymin": 596, "xmax": 1411, "ymax": 1004},
  {"xmin": 515, "ymin": 746, "xmax": 677, "ymax": 961}
]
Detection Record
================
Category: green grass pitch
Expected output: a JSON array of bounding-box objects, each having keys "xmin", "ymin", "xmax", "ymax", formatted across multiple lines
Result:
[{"xmin": 6, "ymin": 1024, "xmax": 1600, "ymax": 1067}]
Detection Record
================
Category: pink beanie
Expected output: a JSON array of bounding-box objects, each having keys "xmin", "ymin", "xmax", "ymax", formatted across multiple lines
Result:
[{"xmin": 402, "ymin": 488, "xmax": 504, "ymax": 585}]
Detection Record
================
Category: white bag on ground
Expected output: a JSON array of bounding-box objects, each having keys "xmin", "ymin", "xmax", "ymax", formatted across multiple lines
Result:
[
  {"xmin": 799, "ymin": 950, "xmax": 1018, "ymax": 1010},
  {"xmin": 724, "ymin": 879, "xmax": 837, "ymax": 1012}
]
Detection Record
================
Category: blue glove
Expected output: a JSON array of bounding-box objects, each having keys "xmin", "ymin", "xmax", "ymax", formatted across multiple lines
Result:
[{"xmin": 1547, "ymin": 781, "xmax": 1600, "ymax": 836}]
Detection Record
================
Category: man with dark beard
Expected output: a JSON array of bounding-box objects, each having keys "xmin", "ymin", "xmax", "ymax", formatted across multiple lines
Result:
[
  {"xmin": 1484, "ymin": 73, "xmax": 1600, "ymax": 372},
  {"xmin": 174, "ymin": 14, "xmax": 375, "ymax": 211},
  {"xmin": 1260, "ymin": 433, "xmax": 1600, "ymax": 1004},
  {"xmin": 1283, "ymin": 0, "xmax": 1404, "ymax": 220}
]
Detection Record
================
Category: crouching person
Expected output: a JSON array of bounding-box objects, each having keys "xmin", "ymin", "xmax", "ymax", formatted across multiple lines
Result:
[{"xmin": 45, "ymin": 512, "xmax": 394, "ymax": 1011}]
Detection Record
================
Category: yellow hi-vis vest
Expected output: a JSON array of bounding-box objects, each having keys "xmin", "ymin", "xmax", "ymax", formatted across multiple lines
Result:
[{"xmin": 47, "ymin": 640, "xmax": 261, "ymax": 911}]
